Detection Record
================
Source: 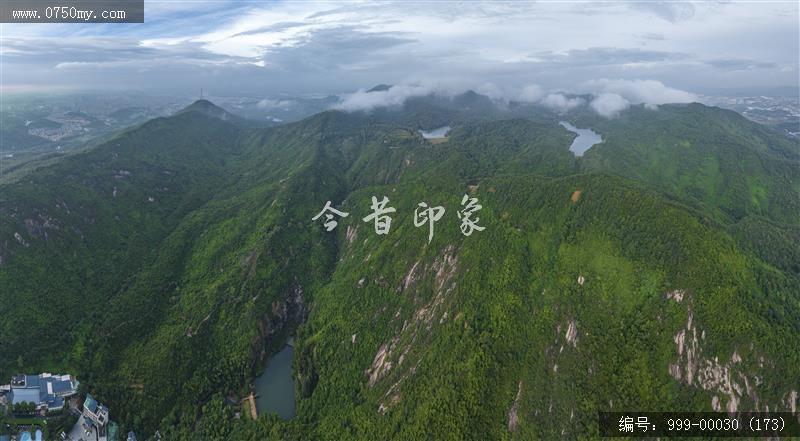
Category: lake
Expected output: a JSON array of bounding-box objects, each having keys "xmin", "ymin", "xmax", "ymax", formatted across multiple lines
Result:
[
  {"xmin": 254, "ymin": 345, "xmax": 296, "ymax": 419},
  {"xmin": 420, "ymin": 125, "xmax": 451, "ymax": 139},
  {"xmin": 559, "ymin": 121, "xmax": 602, "ymax": 156}
]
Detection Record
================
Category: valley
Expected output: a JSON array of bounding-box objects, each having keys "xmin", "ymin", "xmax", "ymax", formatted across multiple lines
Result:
[{"xmin": 0, "ymin": 94, "xmax": 797, "ymax": 439}]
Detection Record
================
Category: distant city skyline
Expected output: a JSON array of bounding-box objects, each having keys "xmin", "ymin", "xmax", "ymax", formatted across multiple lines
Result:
[{"xmin": 1, "ymin": 1, "xmax": 798, "ymax": 100}]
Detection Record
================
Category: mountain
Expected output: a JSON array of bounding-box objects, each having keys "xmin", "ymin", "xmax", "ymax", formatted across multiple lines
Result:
[
  {"xmin": 578, "ymin": 103, "xmax": 799, "ymax": 222},
  {"xmin": 0, "ymin": 97, "xmax": 798, "ymax": 439},
  {"xmin": 176, "ymin": 99, "xmax": 263, "ymax": 128},
  {"xmin": 347, "ymin": 90, "xmax": 557, "ymax": 131},
  {"xmin": 367, "ymin": 84, "xmax": 393, "ymax": 92}
]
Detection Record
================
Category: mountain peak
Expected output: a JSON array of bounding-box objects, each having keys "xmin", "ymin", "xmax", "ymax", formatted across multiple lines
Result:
[
  {"xmin": 367, "ymin": 84, "xmax": 393, "ymax": 93},
  {"xmin": 179, "ymin": 99, "xmax": 237, "ymax": 122},
  {"xmin": 183, "ymin": 99, "xmax": 224, "ymax": 112}
]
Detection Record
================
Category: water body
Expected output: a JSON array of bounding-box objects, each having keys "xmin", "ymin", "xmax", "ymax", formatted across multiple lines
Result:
[
  {"xmin": 559, "ymin": 121, "xmax": 602, "ymax": 157},
  {"xmin": 420, "ymin": 125, "xmax": 451, "ymax": 139},
  {"xmin": 254, "ymin": 345, "xmax": 296, "ymax": 419}
]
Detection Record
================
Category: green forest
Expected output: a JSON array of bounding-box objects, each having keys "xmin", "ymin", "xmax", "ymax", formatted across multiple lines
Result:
[{"xmin": 0, "ymin": 97, "xmax": 798, "ymax": 439}]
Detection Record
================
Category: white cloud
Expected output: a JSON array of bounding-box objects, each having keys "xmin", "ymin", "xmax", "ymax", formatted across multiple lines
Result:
[
  {"xmin": 581, "ymin": 79, "xmax": 697, "ymax": 107},
  {"xmin": 519, "ymin": 84, "xmax": 545, "ymax": 103},
  {"xmin": 475, "ymin": 83, "xmax": 507, "ymax": 101},
  {"xmin": 257, "ymin": 98, "xmax": 292, "ymax": 109},
  {"xmin": 2, "ymin": 1, "xmax": 796, "ymax": 95},
  {"xmin": 540, "ymin": 93, "xmax": 585, "ymax": 113},
  {"xmin": 337, "ymin": 80, "xmax": 688, "ymax": 117},
  {"xmin": 590, "ymin": 93, "xmax": 630, "ymax": 118},
  {"xmin": 629, "ymin": 2, "xmax": 695, "ymax": 23},
  {"xmin": 335, "ymin": 82, "xmax": 443, "ymax": 111},
  {"xmin": 335, "ymin": 80, "xmax": 554, "ymax": 111}
]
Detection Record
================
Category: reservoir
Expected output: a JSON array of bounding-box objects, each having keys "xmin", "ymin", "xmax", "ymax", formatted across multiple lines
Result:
[
  {"xmin": 559, "ymin": 121, "xmax": 602, "ymax": 156},
  {"xmin": 420, "ymin": 125, "xmax": 451, "ymax": 139},
  {"xmin": 254, "ymin": 345, "xmax": 296, "ymax": 419}
]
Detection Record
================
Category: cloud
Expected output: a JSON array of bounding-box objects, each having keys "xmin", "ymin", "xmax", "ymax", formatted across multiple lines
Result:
[
  {"xmin": 530, "ymin": 47, "xmax": 689, "ymax": 67},
  {"xmin": 230, "ymin": 21, "xmax": 308, "ymax": 38},
  {"xmin": 590, "ymin": 93, "xmax": 630, "ymax": 118},
  {"xmin": 629, "ymin": 2, "xmax": 696, "ymax": 23},
  {"xmin": 256, "ymin": 25, "xmax": 417, "ymax": 72},
  {"xmin": 637, "ymin": 32, "xmax": 666, "ymax": 41},
  {"xmin": 519, "ymin": 84, "xmax": 545, "ymax": 103},
  {"xmin": 2, "ymin": 1, "xmax": 795, "ymax": 95},
  {"xmin": 706, "ymin": 58, "xmax": 777, "ymax": 71},
  {"xmin": 335, "ymin": 80, "xmax": 555, "ymax": 111},
  {"xmin": 335, "ymin": 82, "xmax": 444, "ymax": 111},
  {"xmin": 335, "ymin": 79, "xmax": 692, "ymax": 117},
  {"xmin": 472, "ymin": 83, "xmax": 545, "ymax": 104},
  {"xmin": 257, "ymin": 98, "xmax": 292, "ymax": 109},
  {"xmin": 540, "ymin": 93, "xmax": 585, "ymax": 113},
  {"xmin": 474, "ymin": 83, "xmax": 508, "ymax": 101},
  {"xmin": 580, "ymin": 79, "xmax": 697, "ymax": 109}
]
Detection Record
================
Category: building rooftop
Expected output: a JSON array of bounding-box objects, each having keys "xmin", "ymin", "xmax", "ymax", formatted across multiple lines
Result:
[
  {"xmin": 83, "ymin": 393, "xmax": 110, "ymax": 427},
  {"xmin": 51, "ymin": 380, "xmax": 73, "ymax": 394},
  {"xmin": 10, "ymin": 387, "xmax": 39, "ymax": 405},
  {"xmin": 84, "ymin": 394, "xmax": 98, "ymax": 413},
  {"xmin": 7, "ymin": 373, "xmax": 77, "ymax": 411}
]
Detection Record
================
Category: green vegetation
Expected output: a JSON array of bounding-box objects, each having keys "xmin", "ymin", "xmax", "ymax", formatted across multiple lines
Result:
[{"xmin": 0, "ymin": 98, "xmax": 797, "ymax": 439}]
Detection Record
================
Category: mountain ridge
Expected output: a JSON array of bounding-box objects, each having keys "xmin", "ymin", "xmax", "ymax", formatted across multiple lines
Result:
[{"xmin": 0, "ymin": 95, "xmax": 797, "ymax": 439}]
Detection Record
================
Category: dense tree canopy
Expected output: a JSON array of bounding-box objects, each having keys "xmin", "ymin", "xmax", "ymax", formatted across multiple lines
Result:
[{"xmin": 0, "ymin": 98, "xmax": 797, "ymax": 439}]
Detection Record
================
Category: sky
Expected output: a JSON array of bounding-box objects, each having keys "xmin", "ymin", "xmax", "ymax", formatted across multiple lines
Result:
[{"xmin": 1, "ymin": 0, "xmax": 798, "ymax": 100}]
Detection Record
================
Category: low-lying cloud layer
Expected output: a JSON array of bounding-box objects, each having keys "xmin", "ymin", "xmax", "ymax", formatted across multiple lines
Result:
[
  {"xmin": 581, "ymin": 79, "xmax": 698, "ymax": 117},
  {"xmin": 334, "ymin": 78, "xmax": 697, "ymax": 118},
  {"xmin": 540, "ymin": 93, "xmax": 586, "ymax": 113},
  {"xmin": 335, "ymin": 82, "xmax": 458, "ymax": 111},
  {"xmin": 589, "ymin": 93, "xmax": 631, "ymax": 118}
]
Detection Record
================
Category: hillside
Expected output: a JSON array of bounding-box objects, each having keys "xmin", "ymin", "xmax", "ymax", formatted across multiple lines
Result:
[{"xmin": 0, "ymin": 98, "xmax": 798, "ymax": 439}]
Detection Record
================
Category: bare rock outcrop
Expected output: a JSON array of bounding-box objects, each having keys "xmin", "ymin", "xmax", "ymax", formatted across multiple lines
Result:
[
  {"xmin": 508, "ymin": 381, "xmax": 523, "ymax": 432},
  {"xmin": 369, "ymin": 246, "xmax": 460, "ymax": 412}
]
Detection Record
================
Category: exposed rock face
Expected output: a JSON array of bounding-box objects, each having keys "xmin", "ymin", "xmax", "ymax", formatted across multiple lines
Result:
[
  {"xmin": 565, "ymin": 320, "xmax": 578, "ymax": 347},
  {"xmin": 24, "ymin": 218, "xmax": 44, "ymax": 238},
  {"xmin": 14, "ymin": 232, "xmax": 28, "ymax": 247},
  {"xmin": 400, "ymin": 260, "xmax": 422, "ymax": 292},
  {"xmin": 669, "ymin": 295, "xmax": 742, "ymax": 412},
  {"xmin": 508, "ymin": 381, "xmax": 523, "ymax": 432},
  {"xmin": 666, "ymin": 289, "xmax": 685, "ymax": 303},
  {"xmin": 368, "ymin": 343, "xmax": 393, "ymax": 386},
  {"xmin": 787, "ymin": 390, "xmax": 797, "ymax": 414},
  {"xmin": 697, "ymin": 357, "xmax": 740, "ymax": 414},
  {"xmin": 666, "ymin": 290, "xmax": 796, "ymax": 415},
  {"xmin": 369, "ymin": 245, "xmax": 460, "ymax": 412},
  {"xmin": 252, "ymin": 283, "xmax": 306, "ymax": 365},
  {"xmin": 3, "ymin": 211, "xmax": 62, "ymax": 259},
  {"xmin": 346, "ymin": 225, "xmax": 357, "ymax": 245}
]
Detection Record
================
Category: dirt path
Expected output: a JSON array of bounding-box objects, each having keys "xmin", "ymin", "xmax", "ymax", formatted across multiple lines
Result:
[{"xmin": 245, "ymin": 393, "xmax": 257, "ymax": 420}]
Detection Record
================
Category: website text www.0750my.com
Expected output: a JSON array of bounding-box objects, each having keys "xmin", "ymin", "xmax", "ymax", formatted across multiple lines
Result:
[
  {"xmin": 1, "ymin": 0, "xmax": 142, "ymax": 23},
  {"xmin": 12, "ymin": 6, "xmax": 125, "ymax": 21}
]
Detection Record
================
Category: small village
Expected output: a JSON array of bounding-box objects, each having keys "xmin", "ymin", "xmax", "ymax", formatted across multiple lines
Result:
[{"xmin": 0, "ymin": 374, "xmax": 136, "ymax": 441}]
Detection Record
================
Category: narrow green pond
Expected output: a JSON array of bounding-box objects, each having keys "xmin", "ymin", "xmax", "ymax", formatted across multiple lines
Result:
[{"xmin": 254, "ymin": 345, "xmax": 296, "ymax": 419}]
